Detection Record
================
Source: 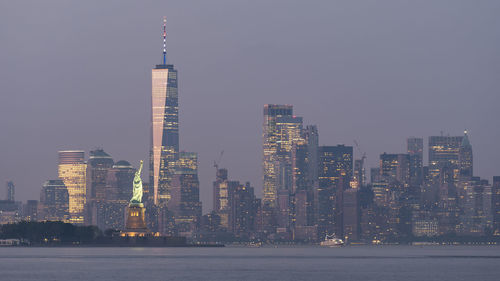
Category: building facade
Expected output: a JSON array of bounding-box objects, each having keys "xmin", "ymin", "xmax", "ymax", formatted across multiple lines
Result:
[
  {"xmin": 5, "ymin": 181, "xmax": 15, "ymax": 201},
  {"xmin": 39, "ymin": 179, "xmax": 70, "ymax": 222},
  {"xmin": 150, "ymin": 22, "xmax": 179, "ymax": 207},
  {"xmin": 407, "ymin": 137, "xmax": 423, "ymax": 186},
  {"xmin": 58, "ymin": 150, "xmax": 87, "ymax": 224},
  {"xmin": 262, "ymin": 104, "xmax": 294, "ymax": 207}
]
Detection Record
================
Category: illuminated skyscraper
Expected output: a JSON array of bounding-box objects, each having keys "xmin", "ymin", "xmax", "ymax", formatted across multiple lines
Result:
[
  {"xmin": 150, "ymin": 18, "xmax": 179, "ymax": 206},
  {"xmin": 428, "ymin": 135, "xmax": 463, "ymax": 181},
  {"xmin": 275, "ymin": 115, "xmax": 303, "ymax": 192},
  {"xmin": 262, "ymin": 104, "xmax": 296, "ymax": 207},
  {"xmin": 58, "ymin": 150, "xmax": 86, "ymax": 224}
]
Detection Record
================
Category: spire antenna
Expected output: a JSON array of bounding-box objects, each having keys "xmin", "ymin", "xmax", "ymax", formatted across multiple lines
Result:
[{"xmin": 162, "ymin": 17, "xmax": 167, "ymax": 65}]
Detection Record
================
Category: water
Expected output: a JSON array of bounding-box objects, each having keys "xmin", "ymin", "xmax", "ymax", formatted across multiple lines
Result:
[{"xmin": 0, "ymin": 246, "xmax": 499, "ymax": 281}]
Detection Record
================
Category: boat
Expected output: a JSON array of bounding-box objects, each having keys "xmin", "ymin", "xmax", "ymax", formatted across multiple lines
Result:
[{"xmin": 320, "ymin": 234, "xmax": 344, "ymax": 247}]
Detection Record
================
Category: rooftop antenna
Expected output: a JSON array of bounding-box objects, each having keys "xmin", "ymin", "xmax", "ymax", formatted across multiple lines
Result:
[{"xmin": 162, "ymin": 17, "xmax": 167, "ymax": 65}]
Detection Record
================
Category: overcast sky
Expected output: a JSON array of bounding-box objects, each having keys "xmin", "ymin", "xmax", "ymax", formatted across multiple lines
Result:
[{"xmin": 1, "ymin": 0, "xmax": 499, "ymax": 212}]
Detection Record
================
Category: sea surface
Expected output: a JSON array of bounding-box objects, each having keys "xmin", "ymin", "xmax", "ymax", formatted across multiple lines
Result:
[{"xmin": 0, "ymin": 245, "xmax": 499, "ymax": 281}]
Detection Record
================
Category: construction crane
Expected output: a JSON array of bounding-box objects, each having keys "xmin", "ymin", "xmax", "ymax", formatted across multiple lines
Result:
[
  {"xmin": 353, "ymin": 140, "xmax": 366, "ymax": 163},
  {"xmin": 213, "ymin": 150, "xmax": 224, "ymax": 172}
]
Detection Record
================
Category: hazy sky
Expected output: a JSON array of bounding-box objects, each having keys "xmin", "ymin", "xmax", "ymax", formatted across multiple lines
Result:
[{"xmin": 1, "ymin": 0, "xmax": 499, "ymax": 212}]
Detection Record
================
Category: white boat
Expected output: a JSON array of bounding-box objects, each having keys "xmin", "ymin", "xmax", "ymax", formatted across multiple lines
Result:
[{"xmin": 320, "ymin": 234, "xmax": 344, "ymax": 247}]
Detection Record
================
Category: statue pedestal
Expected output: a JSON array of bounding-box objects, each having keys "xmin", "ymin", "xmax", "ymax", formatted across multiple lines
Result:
[{"xmin": 123, "ymin": 203, "xmax": 148, "ymax": 236}]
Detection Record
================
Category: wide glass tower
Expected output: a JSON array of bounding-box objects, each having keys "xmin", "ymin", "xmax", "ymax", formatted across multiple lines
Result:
[{"xmin": 58, "ymin": 150, "xmax": 87, "ymax": 224}]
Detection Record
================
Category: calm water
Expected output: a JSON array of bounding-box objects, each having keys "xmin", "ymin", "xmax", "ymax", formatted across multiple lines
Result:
[{"xmin": 0, "ymin": 246, "xmax": 499, "ymax": 281}]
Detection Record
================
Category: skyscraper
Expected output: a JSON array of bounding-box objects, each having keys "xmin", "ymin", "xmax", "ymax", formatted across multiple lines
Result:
[
  {"xmin": 22, "ymin": 200, "xmax": 38, "ymax": 222},
  {"xmin": 459, "ymin": 130, "xmax": 473, "ymax": 178},
  {"xmin": 213, "ymin": 168, "xmax": 240, "ymax": 230},
  {"xmin": 58, "ymin": 150, "xmax": 87, "ymax": 224},
  {"xmin": 150, "ymin": 18, "xmax": 179, "ymax": 206},
  {"xmin": 5, "ymin": 181, "xmax": 14, "ymax": 201},
  {"xmin": 493, "ymin": 176, "xmax": 500, "ymax": 235},
  {"xmin": 318, "ymin": 145, "xmax": 353, "ymax": 187},
  {"xmin": 170, "ymin": 152, "xmax": 202, "ymax": 236},
  {"xmin": 379, "ymin": 153, "xmax": 410, "ymax": 187},
  {"xmin": 303, "ymin": 125, "xmax": 319, "ymax": 188},
  {"xmin": 39, "ymin": 179, "xmax": 69, "ymax": 222},
  {"xmin": 428, "ymin": 135, "xmax": 463, "ymax": 181},
  {"xmin": 407, "ymin": 137, "xmax": 423, "ymax": 186},
  {"xmin": 262, "ymin": 104, "xmax": 294, "ymax": 207},
  {"xmin": 275, "ymin": 115, "xmax": 304, "ymax": 192},
  {"xmin": 86, "ymin": 149, "xmax": 114, "ymax": 202},
  {"xmin": 229, "ymin": 182, "xmax": 257, "ymax": 239},
  {"xmin": 316, "ymin": 145, "xmax": 353, "ymax": 237},
  {"xmin": 85, "ymin": 149, "xmax": 114, "ymax": 225}
]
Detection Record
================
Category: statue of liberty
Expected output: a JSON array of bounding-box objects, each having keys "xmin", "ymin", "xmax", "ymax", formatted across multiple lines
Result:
[{"xmin": 130, "ymin": 160, "xmax": 143, "ymax": 204}]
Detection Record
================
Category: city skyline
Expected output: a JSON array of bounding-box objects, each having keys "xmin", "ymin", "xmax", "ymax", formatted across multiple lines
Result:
[{"xmin": 1, "ymin": 1, "xmax": 499, "ymax": 213}]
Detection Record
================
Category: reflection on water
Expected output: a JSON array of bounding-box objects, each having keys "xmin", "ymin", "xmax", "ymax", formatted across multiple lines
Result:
[{"xmin": 0, "ymin": 246, "xmax": 499, "ymax": 281}]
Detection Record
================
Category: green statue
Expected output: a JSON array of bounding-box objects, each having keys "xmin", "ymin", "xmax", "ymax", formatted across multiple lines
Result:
[{"xmin": 130, "ymin": 160, "xmax": 143, "ymax": 204}]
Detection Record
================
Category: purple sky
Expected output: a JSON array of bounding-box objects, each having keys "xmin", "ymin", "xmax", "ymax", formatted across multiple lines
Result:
[{"xmin": 1, "ymin": 1, "xmax": 499, "ymax": 213}]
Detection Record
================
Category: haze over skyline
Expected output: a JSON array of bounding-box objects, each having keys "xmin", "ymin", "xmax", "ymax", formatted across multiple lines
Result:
[{"xmin": 1, "ymin": 0, "xmax": 499, "ymax": 212}]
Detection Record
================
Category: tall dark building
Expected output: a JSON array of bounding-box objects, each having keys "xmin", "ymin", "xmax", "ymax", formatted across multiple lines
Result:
[
  {"xmin": 459, "ymin": 177, "xmax": 492, "ymax": 235},
  {"xmin": 303, "ymin": 125, "xmax": 319, "ymax": 188},
  {"xmin": 150, "ymin": 19, "xmax": 179, "ymax": 207},
  {"xmin": 380, "ymin": 153, "xmax": 410, "ymax": 187},
  {"xmin": 459, "ymin": 130, "xmax": 473, "ymax": 178},
  {"xmin": 316, "ymin": 145, "xmax": 353, "ymax": 238},
  {"xmin": 5, "ymin": 181, "xmax": 14, "ymax": 201},
  {"xmin": 291, "ymin": 140, "xmax": 315, "ymax": 234},
  {"xmin": 407, "ymin": 137, "xmax": 423, "ymax": 186},
  {"xmin": 86, "ymin": 149, "xmax": 114, "ymax": 201},
  {"xmin": 90, "ymin": 160, "xmax": 136, "ymax": 232},
  {"xmin": 212, "ymin": 168, "xmax": 258, "ymax": 238},
  {"xmin": 353, "ymin": 159, "xmax": 365, "ymax": 189},
  {"xmin": 492, "ymin": 176, "xmax": 500, "ymax": 236},
  {"xmin": 343, "ymin": 188, "xmax": 360, "ymax": 242},
  {"xmin": 23, "ymin": 200, "xmax": 38, "ymax": 222},
  {"xmin": 318, "ymin": 145, "xmax": 353, "ymax": 187},
  {"xmin": 86, "ymin": 149, "xmax": 114, "ymax": 225},
  {"xmin": 229, "ymin": 182, "xmax": 257, "ymax": 239},
  {"xmin": 39, "ymin": 179, "xmax": 70, "ymax": 222},
  {"xmin": 292, "ymin": 141, "xmax": 309, "ymax": 193},
  {"xmin": 213, "ymin": 168, "xmax": 243, "ymax": 231},
  {"xmin": 106, "ymin": 160, "xmax": 136, "ymax": 201},
  {"xmin": 170, "ymin": 152, "xmax": 202, "ymax": 237}
]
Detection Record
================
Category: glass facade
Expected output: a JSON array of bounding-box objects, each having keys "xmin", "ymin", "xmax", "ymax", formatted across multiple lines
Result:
[
  {"xmin": 428, "ymin": 136, "xmax": 463, "ymax": 181},
  {"xmin": 150, "ymin": 64, "xmax": 179, "ymax": 206},
  {"xmin": 39, "ymin": 179, "xmax": 69, "ymax": 222},
  {"xmin": 262, "ymin": 104, "xmax": 295, "ymax": 207},
  {"xmin": 58, "ymin": 150, "xmax": 87, "ymax": 224}
]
